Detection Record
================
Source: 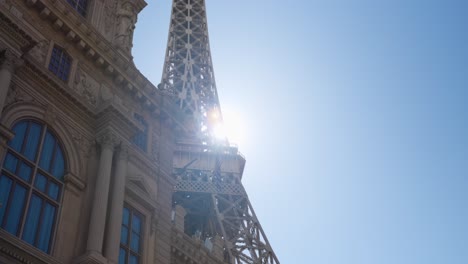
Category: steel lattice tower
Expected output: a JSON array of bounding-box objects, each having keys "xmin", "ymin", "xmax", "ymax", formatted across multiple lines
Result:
[{"xmin": 161, "ymin": 0, "xmax": 280, "ymax": 264}]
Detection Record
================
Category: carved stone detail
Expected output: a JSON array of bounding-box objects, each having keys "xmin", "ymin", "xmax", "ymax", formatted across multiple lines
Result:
[
  {"xmin": 97, "ymin": 131, "xmax": 119, "ymax": 150},
  {"xmin": 28, "ymin": 40, "xmax": 49, "ymax": 64},
  {"xmin": 103, "ymin": 0, "xmax": 118, "ymax": 40},
  {"xmin": 70, "ymin": 128, "xmax": 92, "ymax": 158},
  {"xmin": 114, "ymin": 1, "xmax": 137, "ymax": 53},
  {"xmin": 74, "ymin": 65, "xmax": 99, "ymax": 106}
]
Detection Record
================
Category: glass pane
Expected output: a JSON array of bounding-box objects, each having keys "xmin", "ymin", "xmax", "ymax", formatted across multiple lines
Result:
[
  {"xmin": 37, "ymin": 202, "xmax": 56, "ymax": 253},
  {"xmin": 130, "ymin": 232, "xmax": 140, "ymax": 252},
  {"xmin": 51, "ymin": 146, "xmax": 65, "ymax": 180},
  {"xmin": 9, "ymin": 121, "xmax": 28, "ymax": 151},
  {"xmin": 119, "ymin": 247, "xmax": 127, "ymax": 264},
  {"xmin": 120, "ymin": 226, "xmax": 128, "ymax": 245},
  {"xmin": 0, "ymin": 175, "xmax": 13, "ymax": 223},
  {"xmin": 122, "ymin": 207, "xmax": 130, "ymax": 226},
  {"xmin": 18, "ymin": 162, "xmax": 32, "ymax": 182},
  {"xmin": 23, "ymin": 122, "xmax": 42, "ymax": 161},
  {"xmin": 129, "ymin": 254, "xmax": 138, "ymax": 264},
  {"xmin": 132, "ymin": 214, "xmax": 141, "ymax": 233},
  {"xmin": 4, "ymin": 184, "xmax": 27, "ymax": 235},
  {"xmin": 47, "ymin": 181, "xmax": 60, "ymax": 201},
  {"xmin": 34, "ymin": 173, "xmax": 47, "ymax": 193},
  {"xmin": 22, "ymin": 194, "xmax": 43, "ymax": 244},
  {"xmin": 39, "ymin": 132, "xmax": 55, "ymax": 172},
  {"xmin": 3, "ymin": 152, "xmax": 18, "ymax": 173}
]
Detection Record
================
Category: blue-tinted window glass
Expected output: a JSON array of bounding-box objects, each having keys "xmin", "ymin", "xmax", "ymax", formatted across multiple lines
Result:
[
  {"xmin": 66, "ymin": 0, "xmax": 88, "ymax": 17},
  {"xmin": 39, "ymin": 132, "xmax": 55, "ymax": 172},
  {"xmin": 34, "ymin": 173, "xmax": 47, "ymax": 192},
  {"xmin": 132, "ymin": 114, "xmax": 148, "ymax": 152},
  {"xmin": 130, "ymin": 233, "xmax": 140, "ymax": 252},
  {"xmin": 1, "ymin": 120, "xmax": 66, "ymax": 254},
  {"xmin": 121, "ymin": 226, "xmax": 128, "ymax": 244},
  {"xmin": 120, "ymin": 206, "xmax": 143, "ymax": 264},
  {"xmin": 129, "ymin": 254, "xmax": 138, "ymax": 264},
  {"xmin": 22, "ymin": 194, "xmax": 43, "ymax": 244},
  {"xmin": 3, "ymin": 184, "xmax": 27, "ymax": 235},
  {"xmin": 122, "ymin": 207, "xmax": 130, "ymax": 226},
  {"xmin": 0, "ymin": 175, "xmax": 13, "ymax": 223},
  {"xmin": 18, "ymin": 162, "xmax": 32, "ymax": 182},
  {"xmin": 37, "ymin": 202, "xmax": 56, "ymax": 252},
  {"xmin": 48, "ymin": 46, "xmax": 72, "ymax": 81},
  {"xmin": 119, "ymin": 247, "xmax": 127, "ymax": 264},
  {"xmin": 51, "ymin": 147, "xmax": 65, "ymax": 180},
  {"xmin": 132, "ymin": 214, "xmax": 141, "ymax": 233},
  {"xmin": 23, "ymin": 122, "xmax": 41, "ymax": 161},
  {"xmin": 9, "ymin": 122, "xmax": 27, "ymax": 151},
  {"xmin": 4, "ymin": 152, "xmax": 18, "ymax": 173},
  {"xmin": 47, "ymin": 182, "xmax": 60, "ymax": 201}
]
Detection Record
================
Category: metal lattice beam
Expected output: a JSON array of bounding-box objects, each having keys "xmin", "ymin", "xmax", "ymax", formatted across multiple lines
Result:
[
  {"xmin": 163, "ymin": 0, "xmax": 280, "ymax": 263},
  {"xmin": 161, "ymin": 0, "xmax": 220, "ymax": 132}
]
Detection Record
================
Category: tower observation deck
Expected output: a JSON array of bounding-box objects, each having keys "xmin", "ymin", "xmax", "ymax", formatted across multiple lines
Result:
[{"xmin": 161, "ymin": 0, "xmax": 280, "ymax": 263}]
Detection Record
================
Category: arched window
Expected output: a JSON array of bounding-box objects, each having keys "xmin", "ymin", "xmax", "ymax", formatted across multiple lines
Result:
[{"xmin": 0, "ymin": 120, "xmax": 66, "ymax": 253}]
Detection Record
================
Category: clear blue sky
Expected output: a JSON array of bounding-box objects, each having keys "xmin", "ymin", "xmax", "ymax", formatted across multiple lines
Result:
[{"xmin": 133, "ymin": 1, "xmax": 468, "ymax": 263}]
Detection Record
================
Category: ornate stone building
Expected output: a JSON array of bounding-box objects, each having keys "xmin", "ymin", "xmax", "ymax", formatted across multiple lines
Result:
[{"xmin": 0, "ymin": 0, "xmax": 279, "ymax": 264}]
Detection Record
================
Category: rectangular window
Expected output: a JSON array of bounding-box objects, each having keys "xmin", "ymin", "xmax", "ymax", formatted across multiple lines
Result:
[
  {"xmin": 48, "ymin": 46, "xmax": 71, "ymax": 81},
  {"xmin": 119, "ymin": 205, "xmax": 143, "ymax": 264},
  {"xmin": 132, "ymin": 114, "xmax": 148, "ymax": 152},
  {"xmin": 66, "ymin": 0, "xmax": 88, "ymax": 17}
]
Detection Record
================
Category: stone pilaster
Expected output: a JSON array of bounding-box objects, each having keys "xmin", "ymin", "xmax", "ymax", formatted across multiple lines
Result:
[
  {"xmin": 103, "ymin": 143, "xmax": 128, "ymax": 264},
  {"xmin": 86, "ymin": 131, "xmax": 119, "ymax": 257}
]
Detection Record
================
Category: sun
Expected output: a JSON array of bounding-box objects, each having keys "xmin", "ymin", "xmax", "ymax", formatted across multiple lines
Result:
[{"xmin": 220, "ymin": 108, "xmax": 245, "ymax": 146}]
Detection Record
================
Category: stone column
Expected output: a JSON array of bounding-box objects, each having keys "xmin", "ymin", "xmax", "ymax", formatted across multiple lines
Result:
[
  {"xmin": 104, "ymin": 144, "xmax": 128, "ymax": 264},
  {"xmin": 86, "ymin": 132, "xmax": 118, "ymax": 255},
  {"xmin": 0, "ymin": 49, "xmax": 23, "ymax": 115}
]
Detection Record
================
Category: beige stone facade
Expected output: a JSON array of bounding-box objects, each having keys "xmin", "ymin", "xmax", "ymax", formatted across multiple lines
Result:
[
  {"xmin": 0, "ymin": 0, "xmax": 177, "ymax": 263},
  {"xmin": 0, "ymin": 0, "xmax": 278, "ymax": 264}
]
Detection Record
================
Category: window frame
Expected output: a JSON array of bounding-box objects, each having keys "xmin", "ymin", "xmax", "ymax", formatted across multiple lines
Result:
[
  {"xmin": 0, "ymin": 119, "xmax": 66, "ymax": 254},
  {"xmin": 132, "ymin": 113, "xmax": 149, "ymax": 152},
  {"xmin": 119, "ymin": 203, "xmax": 145, "ymax": 264},
  {"xmin": 66, "ymin": 0, "xmax": 89, "ymax": 17},
  {"xmin": 48, "ymin": 45, "xmax": 72, "ymax": 82}
]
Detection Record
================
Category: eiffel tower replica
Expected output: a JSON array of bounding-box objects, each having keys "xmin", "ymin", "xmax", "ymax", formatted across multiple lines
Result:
[{"xmin": 161, "ymin": 0, "xmax": 280, "ymax": 263}]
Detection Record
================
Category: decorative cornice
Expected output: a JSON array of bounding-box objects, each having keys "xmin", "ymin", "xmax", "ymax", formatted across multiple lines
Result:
[
  {"xmin": 23, "ymin": 0, "xmax": 162, "ymax": 117},
  {"xmin": 0, "ymin": 230, "xmax": 62, "ymax": 264},
  {"xmin": 0, "ymin": 11, "xmax": 34, "ymax": 48}
]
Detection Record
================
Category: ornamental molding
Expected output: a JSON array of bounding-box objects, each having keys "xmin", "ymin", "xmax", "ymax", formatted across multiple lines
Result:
[
  {"xmin": 22, "ymin": 0, "xmax": 162, "ymax": 118},
  {"xmin": 0, "ymin": 230, "xmax": 62, "ymax": 264},
  {"xmin": 96, "ymin": 129, "xmax": 120, "ymax": 149}
]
